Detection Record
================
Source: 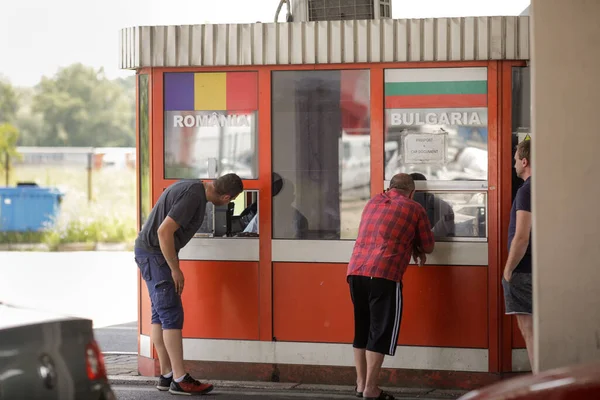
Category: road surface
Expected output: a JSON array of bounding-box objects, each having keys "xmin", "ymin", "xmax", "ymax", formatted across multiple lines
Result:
[
  {"xmin": 95, "ymin": 321, "xmax": 138, "ymax": 352},
  {"xmin": 112, "ymin": 385, "xmax": 455, "ymax": 400}
]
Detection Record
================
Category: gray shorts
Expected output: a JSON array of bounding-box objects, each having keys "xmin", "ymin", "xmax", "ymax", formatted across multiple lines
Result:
[{"xmin": 502, "ymin": 272, "xmax": 532, "ymax": 315}]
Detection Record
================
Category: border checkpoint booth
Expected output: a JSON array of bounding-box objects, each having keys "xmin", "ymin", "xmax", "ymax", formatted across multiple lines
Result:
[{"xmin": 119, "ymin": 2, "xmax": 532, "ymax": 390}]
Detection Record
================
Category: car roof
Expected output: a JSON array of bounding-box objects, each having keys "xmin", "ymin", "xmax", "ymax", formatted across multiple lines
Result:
[{"xmin": 0, "ymin": 302, "xmax": 85, "ymax": 330}]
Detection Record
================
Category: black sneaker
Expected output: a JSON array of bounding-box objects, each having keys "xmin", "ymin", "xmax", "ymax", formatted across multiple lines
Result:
[
  {"xmin": 169, "ymin": 373, "xmax": 214, "ymax": 396},
  {"xmin": 157, "ymin": 374, "xmax": 172, "ymax": 391}
]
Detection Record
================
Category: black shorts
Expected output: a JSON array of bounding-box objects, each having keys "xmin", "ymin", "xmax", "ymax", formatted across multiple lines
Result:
[
  {"xmin": 502, "ymin": 272, "xmax": 532, "ymax": 315},
  {"xmin": 348, "ymin": 275, "xmax": 403, "ymax": 356}
]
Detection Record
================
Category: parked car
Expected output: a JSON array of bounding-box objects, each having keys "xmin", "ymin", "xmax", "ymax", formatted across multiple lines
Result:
[
  {"xmin": 458, "ymin": 360, "xmax": 600, "ymax": 400},
  {"xmin": 0, "ymin": 302, "xmax": 115, "ymax": 400}
]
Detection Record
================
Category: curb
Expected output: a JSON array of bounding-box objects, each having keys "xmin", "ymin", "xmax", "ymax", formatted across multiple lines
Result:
[{"xmin": 107, "ymin": 376, "xmax": 467, "ymax": 398}]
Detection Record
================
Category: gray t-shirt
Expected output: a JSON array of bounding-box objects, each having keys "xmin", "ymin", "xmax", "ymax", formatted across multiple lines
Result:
[{"xmin": 135, "ymin": 180, "xmax": 207, "ymax": 253}]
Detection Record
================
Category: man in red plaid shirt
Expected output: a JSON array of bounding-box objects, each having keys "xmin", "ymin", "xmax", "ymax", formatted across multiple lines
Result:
[{"xmin": 347, "ymin": 173, "xmax": 435, "ymax": 400}]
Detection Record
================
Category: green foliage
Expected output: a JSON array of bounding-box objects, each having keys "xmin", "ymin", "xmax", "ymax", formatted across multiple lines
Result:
[
  {"xmin": 42, "ymin": 215, "xmax": 137, "ymax": 250},
  {"xmin": 6, "ymin": 64, "xmax": 136, "ymax": 147},
  {"xmin": 0, "ymin": 79, "xmax": 18, "ymax": 123},
  {"xmin": 30, "ymin": 64, "xmax": 135, "ymax": 147},
  {"xmin": 0, "ymin": 123, "xmax": 21, "ymax": 174},
  {"xmin": 13, "ymin": 86, "xmax": 44, "ymax": 146}
]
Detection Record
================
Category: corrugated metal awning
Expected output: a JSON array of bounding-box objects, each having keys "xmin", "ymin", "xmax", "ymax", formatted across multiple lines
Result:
[{"xmin": 119, "ymin": 16, "xmax": 529, "ymax": 70}]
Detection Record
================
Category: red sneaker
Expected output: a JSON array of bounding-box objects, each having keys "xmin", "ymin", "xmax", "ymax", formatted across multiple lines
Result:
[{"xmin": 169, "ymin": 374, "xmax": 214, "ymax": 396}]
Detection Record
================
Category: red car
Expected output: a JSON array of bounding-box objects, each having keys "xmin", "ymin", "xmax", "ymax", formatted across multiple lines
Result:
[{"xmin": 459, "ymin": 361, "xmax": 600, "ymax": 400}]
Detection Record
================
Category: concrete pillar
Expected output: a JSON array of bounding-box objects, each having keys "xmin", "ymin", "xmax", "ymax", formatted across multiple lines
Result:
[{"xmin": 531, "ymin": 0, "xmax": 600, "ymax": 372}]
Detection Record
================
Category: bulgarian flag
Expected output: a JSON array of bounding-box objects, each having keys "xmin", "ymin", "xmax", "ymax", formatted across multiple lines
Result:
[{"xmin": 385, "ymin": 67, "xmax": 487, "ymax": 109}]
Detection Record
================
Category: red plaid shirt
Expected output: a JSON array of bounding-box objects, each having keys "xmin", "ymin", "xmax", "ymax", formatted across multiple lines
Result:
[{"xmin": 347, "ymin": 189, "xmax": 435, "ymax": 282}]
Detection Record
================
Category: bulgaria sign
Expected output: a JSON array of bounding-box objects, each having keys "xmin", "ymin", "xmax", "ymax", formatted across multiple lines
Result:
[{"xmin": 390, "ymin": 111, "xmax": 484, "ymax": 127}]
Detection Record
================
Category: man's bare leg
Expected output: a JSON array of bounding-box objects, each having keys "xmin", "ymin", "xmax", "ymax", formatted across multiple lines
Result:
[
  {"xmin": 163, "ymin": 329, "xmax": 186, "ymax": 379},
  {"xmin": 363, "ymin": 350, "xmax": 385, "ymax": 398},
  {"xmin": 353, "ymin": 348, "xmax": 367, "ymax": 393},
  {"xmin": 150, "ymin": 323, "xmax": 172, "ymax": 375},
  {"xmin": 516, "ymin": 314, "xmax": 534, "ymax": 369}
]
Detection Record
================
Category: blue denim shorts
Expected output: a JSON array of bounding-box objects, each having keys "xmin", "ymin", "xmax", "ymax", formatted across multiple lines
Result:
[{"xmin": 134, "ymin": 247, "xmax": 184, "ymax": 329}]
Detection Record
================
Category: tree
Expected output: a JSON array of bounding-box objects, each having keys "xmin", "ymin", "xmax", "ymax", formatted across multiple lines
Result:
[
  {"xmin": 0, "ymin": 123, "xmax": 20, "ymax": 184},
  {"xmin": 0, "ymin": 79, "xmax": 18, "ymax": 124},
  {"xmin": 32, "ymin": 64, "xmax": 135, "ymax": 147},
  {"xmin": 13, "ymin": 86, "xmax": 44, "ymax": 146}
]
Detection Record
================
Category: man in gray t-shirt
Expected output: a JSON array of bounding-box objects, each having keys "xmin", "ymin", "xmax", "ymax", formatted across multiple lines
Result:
[{"xmin": 133, "ymin": 173, "xmax": 243, "ymax": 395}]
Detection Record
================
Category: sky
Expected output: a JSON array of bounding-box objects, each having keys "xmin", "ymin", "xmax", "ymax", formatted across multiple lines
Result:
[{"xmin": 0, "ymin": 0, "xmax": 529, "ymax": 87}]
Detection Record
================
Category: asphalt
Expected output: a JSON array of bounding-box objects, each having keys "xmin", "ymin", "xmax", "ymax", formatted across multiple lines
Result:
[
  {"xmin": 110, "ymin": 380, "xmax": 467, "ymax": 400},
  {"xmin": 95, "ymin": 321, "xmax": 138, "ymax": 352},
  {"xmin": 103, "ymin": 346, "xmax": 468, "ymax": 399},
  {"xmin": 112, "ymin": 385, "xmax": 358, "ymax": 400},
  {"xmin": 106, "ymin": 357, "xmax": 468, "ymax": 400}
]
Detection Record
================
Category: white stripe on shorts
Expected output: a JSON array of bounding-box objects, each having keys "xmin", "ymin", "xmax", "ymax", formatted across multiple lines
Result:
[{"xmin": 389, "ymin": 282, "xmax": 402, "ymax": 355}]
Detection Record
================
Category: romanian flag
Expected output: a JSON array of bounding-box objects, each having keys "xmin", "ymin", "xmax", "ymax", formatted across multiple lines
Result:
[
  {"xmin": 164, "ymin": 72, "xmax": 258, "ymax": 112},
  {"xmin": 385, "ymin": 67, "xmax": 487, "ymax": 109}
]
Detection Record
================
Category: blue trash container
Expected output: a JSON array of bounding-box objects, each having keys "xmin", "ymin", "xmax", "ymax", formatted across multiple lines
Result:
[{"xmin": 0, "ymin": 184, "xmax": 63, "ymax": 232}]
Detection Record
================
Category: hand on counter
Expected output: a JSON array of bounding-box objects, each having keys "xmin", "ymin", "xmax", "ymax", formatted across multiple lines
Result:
[
  {"xmin": 412, "ymin": 246, "xmax": 427, "ymax": 267},
  {"xmin": 413, "ymin": 252, "xmax": 427, "ymax": 267}
]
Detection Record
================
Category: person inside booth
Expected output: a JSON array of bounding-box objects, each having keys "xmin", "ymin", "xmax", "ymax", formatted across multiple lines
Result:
[
  {"xmin": 409, "ymin": 172, "xmax": 456, "ymax": 239},
  {"xmin": 241, "ymin": 172, "xmax": 308, "ymax": 239}
]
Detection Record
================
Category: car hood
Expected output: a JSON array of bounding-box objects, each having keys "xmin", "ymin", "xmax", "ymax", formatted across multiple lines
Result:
[{"xmin": 459, "ymin": 361, "xmax": 600, "ymax": 399}]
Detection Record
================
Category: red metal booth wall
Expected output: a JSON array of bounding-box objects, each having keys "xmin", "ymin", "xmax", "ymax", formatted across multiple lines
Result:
[{"xmin": 135, "ymin": 60, "xmax": 528, "ymax": 383}]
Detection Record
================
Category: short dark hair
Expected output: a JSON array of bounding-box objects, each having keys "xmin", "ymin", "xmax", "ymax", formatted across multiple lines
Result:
[
  {"xmin": 389, "ymin": 173, "xmax": 415, "ymax": 194},
  {"xmin": 409, "ymin": 172, "xmax": 427, "ymax": 181},
  {"xmin": 516, "ymin": 140, "xmax": 531, "ymax": 164},
  {"xmin": 213, "ymin": 173, "xmax": 244, "ymax": 197}
]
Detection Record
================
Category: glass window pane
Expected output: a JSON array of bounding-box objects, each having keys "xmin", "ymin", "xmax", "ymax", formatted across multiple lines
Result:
[
  {"xmin": 163, "ymin": 72, "xmax": 258, "ymax": 179},
  {"xmin": 138, "ymin": 74, "xmax": 150, "ymax": 227},
  {"xmin": 412, "ymin": 191, "xmax": 487, "ymax": 241},
  {"xmin": 511, "ymin": 67, "xmax": 531, "ymax": 200},
  {"xmin": 272, "ymin": 70, "xmax": 371, "ymax": 240},
  {"xmin": 195, "ymin": 190, "xmax": 259, "ymax": 238},
  {"xmin": 384, "ymin": 68, "xmax": 488, "ymax": 182}
]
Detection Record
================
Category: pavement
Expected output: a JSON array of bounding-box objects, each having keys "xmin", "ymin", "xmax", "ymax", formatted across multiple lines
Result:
[
  {"xmin": 112, "ymin": 385, "xmax": 467, "ymax": 400},
  {"xmin": 105, "ymin": 354, "xmax": 468, "ymax": 399},
  {"xmin": 95, "ymin": 321, "xmax": 138, "ymax": 352}
]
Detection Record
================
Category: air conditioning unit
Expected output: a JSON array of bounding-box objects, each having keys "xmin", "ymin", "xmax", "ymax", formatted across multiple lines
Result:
[{"xmin": 291, "ymin": 0, "xmax": 392, "ymax": 22}]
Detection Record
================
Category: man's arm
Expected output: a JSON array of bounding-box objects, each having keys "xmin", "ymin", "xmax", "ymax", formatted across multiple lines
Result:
[
  {"xmin": 504, "ymin": 210, "xmax": 531, "ymax": 279},
  {"xmin": 157, "ymin": 188, "xmax": 202, "ymax": 295},
  {"xmin": 416, "ymin": 208, "xmax": 435, "ymax": 254},
  {"xmin": 157, "ymin": 216, "xmax": 185, "ymax": 294},
  {"xmin": 412, "ymin": 208, "xmax": 435, "ymax": 266},
  {"xmin": 158, "ymin": 216, "xmax": 181, "ymax": 268}
]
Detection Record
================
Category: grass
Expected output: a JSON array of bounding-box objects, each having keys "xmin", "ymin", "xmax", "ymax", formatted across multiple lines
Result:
[{"xmin": 1, "ymin": 166, "xmax": 137, "ymax": 250}]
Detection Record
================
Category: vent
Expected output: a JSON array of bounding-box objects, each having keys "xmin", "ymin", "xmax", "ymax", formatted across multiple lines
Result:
[{"xmin": 302, "ymin": 0, "xmax": 392, "ymax": 22}]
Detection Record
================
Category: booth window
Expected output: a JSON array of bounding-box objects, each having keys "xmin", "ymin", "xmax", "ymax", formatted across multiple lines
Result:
[
  {"xmin": 138, "ymin": 74, "xmax": 150, "ymax": 227},
  {"xmin": 272, "ymin": 70, "xmax": 371, "ymax": 240},
  {"xmin": 383, "ymin": 67, "xmax": 489, "ymax": 241},
  {"xmin": 163, "ymin": 72, "xmax": 259, "ymax": 180},
  {"xmin": 194, "ymin": 190, "xmax": 259, "ymax": 238},
  {"xmin": 413, "ymin": 191, "xmax": 488, "ymax": 240},
  {"xmin": 512, "ymin": 66, "xmax": 531, "ymax": 200}
]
